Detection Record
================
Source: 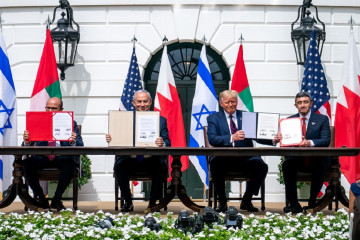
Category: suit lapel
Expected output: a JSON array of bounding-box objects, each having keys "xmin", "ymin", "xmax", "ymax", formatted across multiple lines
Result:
[
  {"xmin": 306, "ymin": 112, "xmax": 317, "ymax": 138},
  {"xmin": 219, "ymin": 111, "xmax": 230, "ymax": 135}
]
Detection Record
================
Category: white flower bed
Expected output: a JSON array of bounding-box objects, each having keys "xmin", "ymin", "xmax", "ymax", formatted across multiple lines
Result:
[{"xmin": 0, "ymin": 209, "xmax": 351, "ymax": 239}]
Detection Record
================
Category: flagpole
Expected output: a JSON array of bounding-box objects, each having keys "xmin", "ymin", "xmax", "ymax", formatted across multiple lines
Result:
[
  {"xmin": 348, "ymin": 16, "xmax": 355, "ymax": 31},
  {"xmin": 239, "ymin": 33, "xmax": 244, "ymax": 45},
  {"xmin": 131, "ymin": 35, "xmax": 137, "ymax": 48}
]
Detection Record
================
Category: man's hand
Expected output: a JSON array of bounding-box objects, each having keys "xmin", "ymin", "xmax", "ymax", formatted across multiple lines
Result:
[
  {"xmin": 23, "ymin": 130, "xmax": 30, "ymax": 145},
  {"xmin": 106, "ymin": 134, "xmax": 111, "ymax": 143},
  {"xmin": 70, "ymin": 132, "xmax": 77, "ymax": 145},
  {"xmin": 155, "ymin": 137, "xmax": 164, "ymax": 147},
  {"xmin": 273, "ymin": 132, "xmax": 283, "ymax": 144},
  {"xmin": 299, "ymin": 139, "xmax": 311, "ymax": 147},
  {"xmin": 232, "ymin": 130, "xmax": 245, "ymax": 142}
]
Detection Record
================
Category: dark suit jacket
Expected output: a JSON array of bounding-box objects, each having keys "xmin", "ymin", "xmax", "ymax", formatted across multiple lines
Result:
[
  {"xmin": 207, "ymin": 110, "xmax": 272, "ymax": 161},
  {"xmin": 22, "ymin": 121, "xmax": 84, "ymax": 165},
  {"xmin": 288, "ymin": 111, "xmax": 330, "ymax": 147},
  {"xmin": 114, "ymin": 116, "xmax": 171, "ymax": 167}
]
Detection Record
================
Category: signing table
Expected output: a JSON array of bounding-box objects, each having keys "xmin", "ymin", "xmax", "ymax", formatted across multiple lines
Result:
[{"xmin": 0, "ymin": 147, "xmax": 358, "ymax": 213}]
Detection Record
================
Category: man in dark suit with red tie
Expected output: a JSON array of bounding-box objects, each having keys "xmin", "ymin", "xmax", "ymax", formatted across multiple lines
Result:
[
  {"xmin": 207, "ymin": 90, "xmax": 273, "ymax": 212},
  {"xmin": 277, "ymin": 92, "xmax": 331, "ymax": 213},
  {"xmin": 22, "ymin": 97, "xmax": 83, "ymax": 211}
]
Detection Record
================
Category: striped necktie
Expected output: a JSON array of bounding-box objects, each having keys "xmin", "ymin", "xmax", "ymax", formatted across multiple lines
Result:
[{"xmin": 229, "ymin": 115, "xmax": 237, "ymax": 134}]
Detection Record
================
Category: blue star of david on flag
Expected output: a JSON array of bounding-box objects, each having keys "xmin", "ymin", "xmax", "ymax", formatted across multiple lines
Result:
[
  {"xmin": 192, "ymin": 104, "xmax": 216, "ymax": 131},
  {"xmin": 0, "ymin": 100, "xmax": 14, "ymax": 135},
  {"xmin": 189, "ymin": 44, "xmax": 219, "ymax": 188}
]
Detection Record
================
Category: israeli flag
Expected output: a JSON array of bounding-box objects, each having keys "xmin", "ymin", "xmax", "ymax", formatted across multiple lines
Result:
[
  {"xmin": 0, "ymin": 28, "xmax": 17, "ymax": 197},
  {"xmin": 189, "ymin": 45, "xmax": 218, "ymax": 188}
]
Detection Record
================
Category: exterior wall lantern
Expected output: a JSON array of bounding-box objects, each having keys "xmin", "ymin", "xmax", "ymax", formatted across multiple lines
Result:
[
  {"xmin": 49, "ymin": 0, "xmax": 80, "ymax": 80},
  {"xmin": 291, "ymin": 0, "xmax": 325, "ymax": 65}
]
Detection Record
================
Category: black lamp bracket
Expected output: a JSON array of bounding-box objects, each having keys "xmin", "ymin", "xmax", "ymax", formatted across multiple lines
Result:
[
  {"xmin": 50, "ymin": 0, "xmax": 79, "ymax": 32},
  {"xmin": 291, "ymin": 0, "xmax": 325, "ymax": 33}
]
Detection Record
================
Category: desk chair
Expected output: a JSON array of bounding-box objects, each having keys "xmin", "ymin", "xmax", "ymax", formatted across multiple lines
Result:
[
  {"xmin": 203, "ymin": 126, "xmax": 266, "ymax": 211},
  {"xmin": 24, "ymin": 125, "xmax": 82, "ymax": 211},
  {"xmin": 290, "ymin": 126, "xmax": 340, "ymax": 210},
  {"xmin": 114, "ymin": 166, "xmax": 168, "ymax": 211}
]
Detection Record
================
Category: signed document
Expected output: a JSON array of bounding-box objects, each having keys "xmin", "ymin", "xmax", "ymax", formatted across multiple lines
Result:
[
  {"xmin": 279, "ymin": 117, "xmax": 303, "ymax": 147},
  {"xmin": 108, "ymin": 111, "xmax": 160, "ymax": 147},
  {"xmin": 135, "ymin": 111, "xmax": 159, "ymax": 147},
  {"xmin": 26, "ymin": 111, "xmax": 74, "ymax": 141},
  {"xmin": 242, "ymin": 112, "xmax": 279, "ymax": 140}
]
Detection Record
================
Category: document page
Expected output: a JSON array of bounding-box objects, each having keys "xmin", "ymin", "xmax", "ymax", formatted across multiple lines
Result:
[
  {"xmin": 108, "ymin": 111, "xmax": 134, "ymax": 147},
  {"xmin": 257, "ymin": 113, "xmax": 279, "ymax": 140},
  {"xmin": 242, "ymin": 111, "xmax": 257, "ymax": 139},
  {"xmin": 135, "ymin": 111, "xmax": 159, "ymax": 147},
  {"xmin": 52, "ymin": 112, "xmax": 73, "ymax": 141},
  {"xmin": 279, "ymin": 117, "xmax": 303, "ymax": 146}
]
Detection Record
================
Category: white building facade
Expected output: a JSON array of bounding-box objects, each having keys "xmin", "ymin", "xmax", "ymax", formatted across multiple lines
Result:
[{"xmin": 1, "ymin": 0, "xmax": 359, "ymax": 202}]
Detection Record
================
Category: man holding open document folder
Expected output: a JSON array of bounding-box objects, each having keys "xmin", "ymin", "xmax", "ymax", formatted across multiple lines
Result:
[
  {"xmin": 207, "ymin": 90, "xmax": 278, "ymax": 213},
  {"xmin": 22, "ymin": 97, "xmax": 83, "ymax": 211},
  {"xmin": 278, "ymin": 92, "xmax": 331, "ymax": 214},
  {"xmin": 106, "ymin": 90, "xmax": 171, "ymax": 213}
]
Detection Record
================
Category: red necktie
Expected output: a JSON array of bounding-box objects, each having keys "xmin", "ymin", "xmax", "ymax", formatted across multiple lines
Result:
[
  {"xmin": 302, "ymin": 117, "xmax": 310, "ymax": 165},
  {"xmin": 48, "ymin": 140, "xmax": 56, "ymax": 161},
  {"xmin": 302, "ymin": 117, "xmax": 307, "ymax": 138},
  {"xmin": 229, "ymin": 115, "xmax": 237, "ymax": 134}
]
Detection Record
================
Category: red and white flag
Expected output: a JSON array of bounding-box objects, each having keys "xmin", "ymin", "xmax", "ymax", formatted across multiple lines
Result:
[
  {"xmin": 154, "ymin": 45, "xmax": 188, "ymax": 179},
  {"xmin": 335, "ymin": 30, "xmax": 360, "ymax": 184}
]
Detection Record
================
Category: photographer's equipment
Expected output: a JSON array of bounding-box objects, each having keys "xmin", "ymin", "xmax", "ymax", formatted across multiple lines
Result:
[
  {"xmin": 175, "ymin": 210, "xmax": 194, "ymax": 232},
  {"xmin": 144, "ymin": 216, "xmax": 162, "ymax": 231},
  {"xmin": 190, "ymin": 215, "xmax": 204, "ymax": 234},
  {"xmin": 201, "ymin": 206, "xmax": 220, "ymax": 225},
  {"xmin": 98, "ymin": 217, "xmax": 114, "ymax": 229},
  {"xmin": 225, "ymin": 206, "xmax": 243, "ymax": 229}
]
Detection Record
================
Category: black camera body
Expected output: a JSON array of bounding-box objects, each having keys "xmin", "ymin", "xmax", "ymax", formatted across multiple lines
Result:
[
  {"xmin": 225, "ymin": 206, "xmax": 243, "ymax": 229},
  {"xmin": 175, "ymin": 210, "xmax": 194, "ymax": 232},
  {"xmin": 190, "ymin": 215, "xmax": 204, "ymax": 234},
  {"xmin": 201, "ymin": 206, "xmax": 220, "ymax": 225},
  {"xmin": 98, "ymin": 217, "xmax": 114, "ymax": 229},
  {"xmin": 144, "ymin": 217, "xmax": 162, "ymax": 231}
]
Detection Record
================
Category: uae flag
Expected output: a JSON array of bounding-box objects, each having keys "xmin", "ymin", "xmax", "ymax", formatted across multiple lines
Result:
[
  {"xmin": 230, "ymin": 44, "xmax": 254, "ymax": 112},
  {"xmin": 154, "ymin": 45, "xmax": 188, "ymax": 177},
  {"xmin": 335, "ymin": 30, "xmax": 360, "ymax": 184},
  {"xmin": 30, "ymin": 29, "xmax": 61, "ymax": 111},
  {"xmin": 29, "ymin": 29, "xmax": 61, "ymax": 194}
]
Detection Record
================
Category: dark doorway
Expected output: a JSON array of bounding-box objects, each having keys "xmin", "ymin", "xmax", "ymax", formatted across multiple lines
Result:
[{"xmin": 143, "ymin": 41, "xmax": 230, "ymax": 199}]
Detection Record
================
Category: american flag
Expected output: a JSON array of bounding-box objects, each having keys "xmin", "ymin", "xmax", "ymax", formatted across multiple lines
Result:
[
  {"xmin": 301, "ymin": 30, "xmax": 331, "ymax": 121},
  {"xmin": 301, "ymin": 30, "xmax": 331, "ymax": 197},
  {"xmin": 119, "ymin": 47, "xmax": 143, "ymax": 111}
]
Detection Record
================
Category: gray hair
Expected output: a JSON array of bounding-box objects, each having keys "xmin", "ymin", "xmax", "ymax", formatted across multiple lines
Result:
[
  {"xmin": 295, "ymin": 91, "xmax": 312, "ymax": 102},
  {"xmin": 133, "ymin": 89, "xmax": 152, "ymax": 100}
]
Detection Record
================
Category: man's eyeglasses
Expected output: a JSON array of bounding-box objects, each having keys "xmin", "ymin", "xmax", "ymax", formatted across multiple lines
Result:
[{"xmin": 45, "ymin": 107, "xmax": 60, "ymax": 111}]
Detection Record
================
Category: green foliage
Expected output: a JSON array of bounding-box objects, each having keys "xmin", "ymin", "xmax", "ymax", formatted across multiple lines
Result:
[
  {"xmin": 277, "ymin": 156, "xmax": 309, "ymax": 189},
  {"xmin": 79, "ymin": 155, "xmax": 92, "ymax": 190}
]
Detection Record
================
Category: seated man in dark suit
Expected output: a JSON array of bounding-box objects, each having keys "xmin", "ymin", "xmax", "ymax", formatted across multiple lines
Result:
[
  {"xmin": 22, "ymin": 97, "xmax": 84, "ymax": 211},
  {"xmin": 275, "ymin": 91, "xmax": 331, "ymax": 213},
  {"xmin": 207, "ymin": 90, "xmax": 274, "ymax": 213},
  {"xmin": 106, "ymin": 90, "xmax": 171, "ymax": 212}
]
